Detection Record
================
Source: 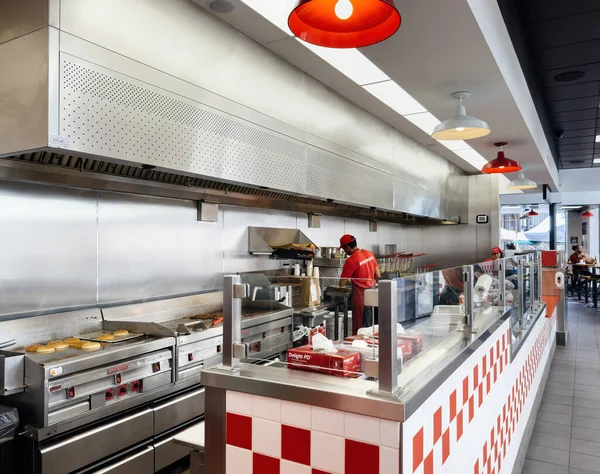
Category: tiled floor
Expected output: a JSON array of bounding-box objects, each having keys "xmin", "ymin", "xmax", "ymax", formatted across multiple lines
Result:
[{"xmin": 523, "ymin": 299, "xmax": 600, "ymax": 474}]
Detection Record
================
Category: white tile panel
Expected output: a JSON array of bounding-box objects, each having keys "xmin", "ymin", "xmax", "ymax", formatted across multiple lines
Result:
[
  {"xmin": 225, "ymin": 444, "xmax": 252, "ymax": 474},
  {"xmin": 252, "ymin": 395, "xmax": 281, "ymax": 422},
  {"xmin": 310, "ymin": 431, "xmax": 345, "ymax": 474},
  {"xmin": 281, "ymin": 400, "xmax": 312, "ymax": 429},
  {"xmin": 252, "ymin": 418, "xmax": 282, "ymax": 458},
  {"xmin": 380, "ymin": 420, "xmax": 401, "ymax": 449},
  {"xmin": 226, "ymin": 390, "xmax": 253, "ymax": 416},
  {"xmin": 379, "ymin": 446, "xmax": 399, "ymax": 474},
  {"xmin": 311, "ymin": 406, "xmax": 345, "ymax": 436},
  {"xmin": 280, "ymin": 460, "xmax": 311, "ymax": 474},
  {"xmin": 344, "ymin": 412, "xmax": 380, "ymax": 445}
]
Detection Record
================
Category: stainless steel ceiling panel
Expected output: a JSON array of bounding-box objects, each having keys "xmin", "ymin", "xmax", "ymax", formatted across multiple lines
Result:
[{"xmin": 393, "ymin": 178, "xmax": 442, "ymax": 220}]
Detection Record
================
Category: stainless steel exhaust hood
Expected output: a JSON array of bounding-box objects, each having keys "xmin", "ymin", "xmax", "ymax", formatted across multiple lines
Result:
[{"xmin": 0, "ymin": 1, "xmax": 468, "ymax": 225}]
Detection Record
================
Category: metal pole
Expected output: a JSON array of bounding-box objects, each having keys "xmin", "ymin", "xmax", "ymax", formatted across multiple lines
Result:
[
  {"xmin": 517, "ymin": 259, "xmax": 524, "ymax": 326},
  {"xmin": 549, "ymin": 203, "xmax": 557, "ymax": 250},
  {"xmin": 223, "ymin": 274, "xmax": 242, "ymax": 369},
  {"xmin": 377, "ymin": 280, "xmax": 398, "ymax": 394},
  {"xmin": 498, "ymin": 260, "xmax": 505, "ymax": 306},
  {"xmin": 463, "ymin": 265, "xmax": 474, "ymax": 331}
]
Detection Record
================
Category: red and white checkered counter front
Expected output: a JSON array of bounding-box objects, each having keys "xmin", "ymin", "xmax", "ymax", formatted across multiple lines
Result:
[{"xmin": 221, "ymin": 307, "xmax": 556, "ymax": 474}]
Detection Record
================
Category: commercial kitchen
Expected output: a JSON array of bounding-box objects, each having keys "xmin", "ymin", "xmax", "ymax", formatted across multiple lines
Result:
[{"xmin": 0, "ymin": 0, "xmax": 591, "ymax": 473}]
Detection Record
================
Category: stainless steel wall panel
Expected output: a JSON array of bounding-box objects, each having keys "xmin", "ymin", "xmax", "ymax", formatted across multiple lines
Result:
[
  {"xmin": 306, "ymin": 148, "xmax": 393, "ymax": 210},
  {"xmin": 59, "ymin": 55, "xmax": 308, "ymax": 196},
  {"xmin": 59, "ymin": 0, "xmax": 309, "ymax": 134},
  {"xmin": 0, "ymin": 27, "xmax": 49, "ymax": 156},
  {"xmin": 0, "ymin": 0, "xmax": 49, "ymax": 45},
  {"xmin": 97, "ymin": 192, "xmax": 223, "ymax": 304},
  {"xmin": 393, "ymin": 178, "xmax": 442, "ymax": 219},
  {"xmin": 343, "ymin": 219, "xmax": 379, "ymax": 254},
  {"xmin": 297, "ymin": 214, "xmax": 346, "ymax": 249},
  {"xmin": 222, "ymin": 206, "xmax": 296, "ymax": 274},
  {"xmin": 0, "ymin": 181, "xmax": 97, "ymax": 317}
]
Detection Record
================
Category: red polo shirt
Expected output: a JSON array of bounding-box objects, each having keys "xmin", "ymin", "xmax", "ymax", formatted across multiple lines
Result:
[{"xmin": 341, "ymin": 249, "xmax": 377, "ymax": 289}]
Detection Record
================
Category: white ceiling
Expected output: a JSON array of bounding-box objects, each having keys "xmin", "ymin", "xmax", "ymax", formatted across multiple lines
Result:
[{"xmin": 194, "ymin": 0, "xmax": 559, "ymax": 189}]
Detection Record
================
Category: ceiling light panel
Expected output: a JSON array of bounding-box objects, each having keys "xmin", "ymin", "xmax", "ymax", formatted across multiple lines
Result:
[
  {"xmin": 363, "ymin": 80, "xmax": 426, "ymax": 115},
  {"xmin": 594, "ymin": 159, "xmax": 600, "ymax": 164},
  {"xmin": 302, "ymin": 42, "xmax": 389, "ymax": 85},
  {"xmin": 436, "ymin": 140, "xmax": 471, "ymax": 151},
  {"xmin": 404, "ymin": 112, "xmax": 441, "ymax": 135},
  {"xmin": 239, "ymin": 0, "xmax": 296, "ymax": 35},
  {"xmin": 596, "ymin": 135, "xmax": 600, "ymax": 143}
]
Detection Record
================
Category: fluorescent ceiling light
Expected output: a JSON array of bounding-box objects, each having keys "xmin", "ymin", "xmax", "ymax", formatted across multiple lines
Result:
[
  {"xmin": 594, "ymin": 158, "xmax": 600, "ymax": 164},
  {"xmin": 363, "ymin": 80, "xmax": 426, "ymax": 115},
  {"xmin": 454, "ymin": 148, "xmax": 488, "ymax": 164},
  {"xmin": 239, "ymin": 0, "xmax": 296, "ymax": 35},
  {"xmin": 436, "ymin": 140, "xmax": 471, "ymax": 152},
  {"xmin": 302, "ymin": 43, "xmax": 389, "ymax": 85},
  {"xmin": 403, "ymin": 112, "xmax": 441, "ymax": 135},
  {"xmin": 596, "ymin": 135, "xmax": 600, "ymax": 143},
  {"xmin": 561, "ymin": 206, "xmax": 582, "ymax": 209}
]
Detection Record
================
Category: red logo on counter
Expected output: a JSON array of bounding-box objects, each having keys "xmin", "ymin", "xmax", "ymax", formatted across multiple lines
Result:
[
  {"xmin": 107, "ymin": 363, "xmax": 129, "ymax": 375},
  {"xmin": 49, "ymin": 385, "xmax": 62, "ymax": 392}
]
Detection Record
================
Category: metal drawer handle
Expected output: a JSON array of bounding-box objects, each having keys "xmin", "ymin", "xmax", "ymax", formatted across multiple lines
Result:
[
  {"xmin": 40, "ymin": 409, "xmax": 152, "ymax": 453},
  {"xmin": 154, "ymin": 388, "xmax": 204, "ymax": 411},
  {"xmin": 92, "ymin": 446, "xmax": 153, "ymax": 474}
]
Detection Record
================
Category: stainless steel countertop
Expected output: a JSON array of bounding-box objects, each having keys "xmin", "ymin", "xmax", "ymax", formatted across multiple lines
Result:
[{"xmin": 202, "ymin": 304, "xmax": 543, "ymax": 422}]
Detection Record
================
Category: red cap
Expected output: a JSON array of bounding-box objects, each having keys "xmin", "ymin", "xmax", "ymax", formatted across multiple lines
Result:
[
  {"xmin": 339, "ymin": 234, "xmax": 355, "ymax": 248},
  {"xmin": 491, "ymin": 247, "xmax": 502, "ymax": 254}
]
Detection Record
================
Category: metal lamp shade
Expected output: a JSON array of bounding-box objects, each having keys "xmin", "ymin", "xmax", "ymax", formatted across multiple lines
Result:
[
  {"xmin": 527, "ymin": 209, "xmax": 539, "ymax": 217},
  {"xmin": 431, "ymin": 103, "xmax": 490, "ymax": 141},
  {"xmin": 481, "ymin": 151, "xmax": 522, "ymax": 174},
  {"xmin": 582, "ymin": 210, "xmax": 594, "ymax": 217},
  {"xmin": 508, "ymin": 172, "xmax": 537, "ymax": 190},
  {"xmin": 288, "ymin": 0, "xmax": 401, "ymax": 48}
]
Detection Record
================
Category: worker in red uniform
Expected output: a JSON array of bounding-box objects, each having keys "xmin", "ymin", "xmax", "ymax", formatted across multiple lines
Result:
[{"xmin": 338, "ymin": 234, "xmax": 381, "ymax": 335}]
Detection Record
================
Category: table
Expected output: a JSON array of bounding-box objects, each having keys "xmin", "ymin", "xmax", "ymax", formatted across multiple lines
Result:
[
  {"xmin": 573, "ymin": 264, "xmax": 600, "ymax": 308},
  {"xmin": 173, "ymin": 421, "xmax": 204, "ymax": 474}
]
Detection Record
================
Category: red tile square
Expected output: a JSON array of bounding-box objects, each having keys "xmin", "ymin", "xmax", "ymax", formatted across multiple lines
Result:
[
  {"xmin": 483, "ymin": 355, "xmax": 487, "ymax": 374},
  {"xmin": 226, "ymin": 412, "xmax": 252, "ymax": 450},
  {"xmin": 502, "ymin": 334, "xmax": 506, "ymax": 351},
  {"xmin": 450, "ymin": 390, "xmax": 457, "ymax": 422},
  {"xmin": 424, "ymin": 451, "xmax": 434, "ymax": 474},
  {"xmin": 496, "ymin": 340, "xmax": 500, "ymax": 359},
  {"xmin": 473, "ymin": 366, "xmax": 479, "ymax": 391},
  {"xmin": 486, "ymin": 373, "xmax": 491, "ymax": 394},
  {"xmin": 253, "ymin": 453, "xmax": 280, "ymax": 474},
  {"xmin": 479, "ymin": 383, "xmax": 484, "ymax": 407},
  {"xmin": 413, "ymin": 428, "xmax": 424, "ymax": 471},
  {"xmin": 282, "ymin": 424, "xmax": 310, "ymax": 465},
  {"xmin": 483, "ymin": 441, "xmax": 487, "ymax": 463},
  {"xmin": 312, "ymin": 470, "xmax": 331, "ymax": 474},
  {"xmin": 474, "ymin": 459, "xmax": 479, "ymax": 474},
  {"xmin": 463, "ymin": 376, "xmax": 469, "ymax": 404},
  {"xmin": 442, "ymin": 428, "xmax": 450, "ymax": 464},
  {"xmin": 457, "ymin": 409, "xmax": 464, "ymax": 441},
  {"xmin": 434, "ymin": 407, "xmax": 442, "ymax": 443},
  {"xmin": 497, "ymin": 415, "xmax": 501, "ymax": 435},
  {"xmin": 489, "ymin": 347, "xmax": 494, "ymax": 367},
  {"xmin": 469, "ymin": 395, "xmax": 475, "ymax": 422},
  {"xmin": 345, "ymin": 439, "xmax": 379, "ymax": 474},
  {"xmin": 494, "ymin": 363, "xmax": 497, "ymax": 383}
]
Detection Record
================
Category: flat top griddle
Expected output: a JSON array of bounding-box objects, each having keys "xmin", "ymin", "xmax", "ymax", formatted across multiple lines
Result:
[{"xmin": 78, "ymin": 330, "xmax": 144, "ymax": 343}]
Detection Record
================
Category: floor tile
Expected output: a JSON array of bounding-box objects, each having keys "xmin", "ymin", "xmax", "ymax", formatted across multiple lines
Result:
[
  {"xmin": 537, "ymin": 411, "xmax": 573, "ymax": 426},
  {"xmin": 570, "ymin": 468, "xmax": 598, "ymax": 474},
  {"xmin": 570, "ymin": 452, "xmax": 600, "ymax": 473},
  {"xmin": 574, "ymin": 384, "xmax": 600, "ymax": 394},
  {"xmin": 570, "ymin": 438, "xmax": 600, "ymax": 458},
  {"xmin": 574, "ymin": 398, "xmax": 600, "ymax": 409},
  {"xmin": 541, "ymin": 402, "xmax": 574, "ymax": 415},
  {"xmin": 573, "ymin": 416, "xmax": 600, "ymax": 431},
  {"xmin": 529, "ymin": 432, "xmax": 571, "ymax": 451},
  {"xmin": 574, "ymin": 391, "xmax": 600, "ymax": 401},
  {"xmin": 546, "ymin": 387, "xmax": 575, "ymax": 398},
  {"xmin": 522, "ymin": 459, "xmax": 569, "ymax": 474},
  {"xmin": 534, "ymin": 420, "xmax": 572, "ymax": 438},
  {"xmin": 573, "ymin": 406, "xmax": 600, "ymax": 420},
  {"xmin": 544, "ymin": 394, "xmax": 576, "ymax": 406},
  {"xmin": 572, "ymin": 426, "xmax": 600, "ymax": 443},
  {"xmin": 526, "ymin": 445, "xmax": 569, "ymax": 466}
]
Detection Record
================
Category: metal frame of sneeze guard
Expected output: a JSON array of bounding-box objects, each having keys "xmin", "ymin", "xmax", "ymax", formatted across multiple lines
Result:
[
  {"xmin": 366, "ymin": 280, "xmax": 402, "ymax": 400},
  {"xmin": 462, "ymin": 265, "xmax": 475, "ymax": 332},
  {"xmin": 222, "ymin": 275, "xmax": 249, "ymax": 370}
]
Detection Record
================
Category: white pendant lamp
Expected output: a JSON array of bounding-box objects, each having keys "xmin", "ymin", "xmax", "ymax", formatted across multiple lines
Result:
[
  {"xmin": 431, "ymin": 91, "xmax": 491, "ymax": 141},
  {"xmin": 508, "ymin": 171, "xmax": 537, "ymax": 190}
]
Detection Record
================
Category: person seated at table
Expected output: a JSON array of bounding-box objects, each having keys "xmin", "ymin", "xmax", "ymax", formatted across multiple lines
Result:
[{"xmin": 570, "ymin": 245, "xmax": 593, "ymax": 290}]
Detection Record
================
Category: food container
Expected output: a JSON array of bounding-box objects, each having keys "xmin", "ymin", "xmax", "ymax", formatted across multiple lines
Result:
[{"xmin": 287, "ymin": 345, "xmax": 361, "ymax": 377}]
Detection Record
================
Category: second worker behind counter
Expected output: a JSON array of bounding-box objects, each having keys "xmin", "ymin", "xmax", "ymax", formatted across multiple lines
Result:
[{"xmin": 338, "ymin": 234, "xmax": 381, "ymax": 335}]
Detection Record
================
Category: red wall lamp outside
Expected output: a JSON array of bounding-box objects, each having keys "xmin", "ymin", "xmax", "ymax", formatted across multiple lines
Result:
[
  {"xmin": 288, "ymin": 0, "xmax": 401, "ymax": 48},
  {"xmin": 582, "ymin": 209, "xmax": 594, "ymax": 218}
]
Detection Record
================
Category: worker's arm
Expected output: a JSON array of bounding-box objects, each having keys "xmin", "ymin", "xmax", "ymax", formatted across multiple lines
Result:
[
  {"xmin": 339, "ymin": 259, "xmax": 354, "ymax": 287},
  {"xmin": 375, "ymin": 265, "xmax": 381, "ymax": 280},
  {"xmin": 339, "ymin": 278, "xmax": 349, "ymax": 287}
]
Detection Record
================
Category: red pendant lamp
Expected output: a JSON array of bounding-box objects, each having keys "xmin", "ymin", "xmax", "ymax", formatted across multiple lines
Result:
[
  {"xmin": 582, "ymin": 209, "xmax": 594, "ymax": 218},
  {"xmin": 288, "ymin": 0, "xmax": 401, "ymax": 49},
  {"xmin": 526, "ymin": 208, "xmax": 539, "ymax": 217},
  {"xmin": 481, "ymin": 142, "xmax": 522, "ymax": 174}
]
